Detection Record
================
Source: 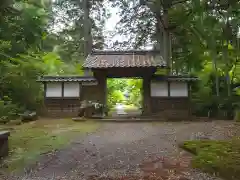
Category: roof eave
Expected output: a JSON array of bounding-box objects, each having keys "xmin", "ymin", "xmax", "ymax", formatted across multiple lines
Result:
[
  {"xmin": 37, "ymin": 75, "xmax": 97, "ymax": 82},
  {"xmin": 151, "ymin": 75, "xmax": 199, "ymax": 82},
  {"xmin": 91, "ymin": 50, "xmax": 161, "ymax": 55},
  {"xmin": 82, "ymin": 65, "xmax": 167, "ymax": 69}
]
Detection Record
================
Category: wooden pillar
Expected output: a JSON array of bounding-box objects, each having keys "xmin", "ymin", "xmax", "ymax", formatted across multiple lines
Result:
[
  {"xmin": 61, "ymin": 82, "xmax": 64, "ymax": 112},
  {"xmin": 96, "ymin": 75, "xmax": 107, "ymax": 106},
  {"xmin": 43, "ymin": 82, "xmax": 47, "ymax": 116},
  {"xmin": 188, "ymin": 82, "xmax": 191, "ymax": 116},
  {"xmin": 102, "ymin": 77, "xmax": 107, "ymax": 106},
  {"xmin": 167, "ymin": 81, "xmax": 170, "ymax": 97},
  {"xmin": 79, "ymin": 83, "xmax": 82, "ymax": 98},
  {"xmin": 43, "ymin": 82, "xmax": 47, "ymax": 98},
  {"xmin": 142, "ymin": 76, "xmax": 151, "ymax": 115}
]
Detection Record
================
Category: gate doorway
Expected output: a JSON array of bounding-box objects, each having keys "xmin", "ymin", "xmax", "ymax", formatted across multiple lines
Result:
[
  {"xmin": 83, "ymin": 50, "xmax": 166, "ymax": 116},
  {"xmin": 107, "ymin": 78, "xmax": 143, "ymax": 117},
  {"xmin": 38, "ymin": 50, "xmax": 197, "ymax": 119}
]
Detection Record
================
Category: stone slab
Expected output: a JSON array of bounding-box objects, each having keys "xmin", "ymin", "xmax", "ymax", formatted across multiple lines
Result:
[
  {"xmin": 0, "ymin": 131, "xmax": 10, "ymax": 157},
  {"xmin": 0, "ymin": 131, "xmax": 10, "ymax": 139}
]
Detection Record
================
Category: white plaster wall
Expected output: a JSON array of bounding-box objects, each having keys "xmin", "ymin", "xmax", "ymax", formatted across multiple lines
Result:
[
  {"xmin": 46, "ymin": 82, "xmax": 62, "ymax": 97},
  {"xmin": 150, "ymin": 82, "xmax": 168, "ymax": 97},
  {"xmin": 170, "ymin": 82, "xmax": 188, "ymax": 97},
  {"xmin": 63, "ymin": 82, "xmax": 80, "ymax": 97}
]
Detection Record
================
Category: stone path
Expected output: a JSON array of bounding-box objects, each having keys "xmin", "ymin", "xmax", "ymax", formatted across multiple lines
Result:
[
  {"xmin": 6, "ymin": 121, "xmax": 236, "ymax": 180},
  {"xmin": 110, "ymin": 108, "xmax": 141, "ymax": 118}
]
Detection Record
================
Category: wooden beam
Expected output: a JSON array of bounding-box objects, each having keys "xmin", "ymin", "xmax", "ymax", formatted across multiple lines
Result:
[
  {"xmin": 79, "ymin": 83, "xmax": 81, "ymax": 98},
  {"xmin": 61, "ymin": 82, "xmax": 64, "ymax": 112},
  {"xmin": 188, "ymin": 82, "xmax": 191, "ymax": 116},
  {"xmin": 44, "ymin": 82, "xmax": 47, "ymax": 98}
]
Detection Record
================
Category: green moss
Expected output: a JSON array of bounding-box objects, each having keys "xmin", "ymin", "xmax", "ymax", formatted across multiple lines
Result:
[{"xmin": 180, "ymin": 140, "xmax": 240, "ymax": 180}]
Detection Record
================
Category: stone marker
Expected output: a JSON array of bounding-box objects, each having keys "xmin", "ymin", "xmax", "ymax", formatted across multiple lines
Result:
[
  {"xmin": 0, "ymin": 131, "xmax": 10, "ymax": 157},
  {"xmin": 20, "ymin": 111, "xmax": 37, "ymax": 122}
]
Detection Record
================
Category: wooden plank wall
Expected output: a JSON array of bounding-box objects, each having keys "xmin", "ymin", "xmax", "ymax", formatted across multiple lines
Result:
[
  {"xmin": 44, "ymin": 98, "xmax": 81, "ymax": 118},
  {"xmin": 151, "ymin": 97, "xmax": 191, "ymax": 120}
]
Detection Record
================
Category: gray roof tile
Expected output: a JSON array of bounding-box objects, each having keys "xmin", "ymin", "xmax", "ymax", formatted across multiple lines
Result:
[{"xmin": 83, "ymin": 50, "xmax": 166, "ymax": 68}]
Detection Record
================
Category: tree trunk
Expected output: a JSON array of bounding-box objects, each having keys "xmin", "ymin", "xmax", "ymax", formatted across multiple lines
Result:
[
  {"xmin": 213, "ymin": 53, "xmax": 220, "ymax": 96},
  {"xmin": 223, "ymin": 44, "xmax": 231, "ymax": 97},
  {"xmin": 159, "ymin": 30, "xmax": 164, "ymax": 58},
  {"xmin": 154, "ymin": 12, "xmax": 166, "ymax": 75},
  {"xmin": 211, "ymin": 36, "xmax": 219, "ymax": 96},
  {"xmin": 223, "ymin": 19, "xmax": 232, "ymax": 97},
  {"xmin": 163, "ymin": 9, "xmax": 171, "ymax": 75},
  {"xmin": 209, "ymin": 0, "xmax": 219, "ymax": 97},
  {"xmin": 83, "ymin": 0, "xmax": 92, "ymax": 76},
  {"xmin": 170, "ymin": 33, "xmax": 173, "ymax": 74},
  {"xmin": 155, "ymin": 17, "xmax": 164, "ymax": 57}
]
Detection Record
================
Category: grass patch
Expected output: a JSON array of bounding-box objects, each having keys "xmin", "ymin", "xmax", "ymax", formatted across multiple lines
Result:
[
  {"xmin": 180, "ymin": 139, "xmax": 240, "ymax": 180},
  {"xmin": 0, "ymin": 119, "xmax": 99, "ymax": 172}
]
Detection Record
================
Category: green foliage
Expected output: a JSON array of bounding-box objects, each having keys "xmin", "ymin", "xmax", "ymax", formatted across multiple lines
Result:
[
  {"xmin": 1, "ymin": 0, "xmax": 240, "ymax": 121},
  {"xmin": 0, "ymin": 0, "xmax": 51, "ymax": 120},
  {"xmin": 126, "ymin": 79, "xmax": 142, "ymax": 108},
  {"xmin": 180, "ymin": 139, "xmax": 240, "ymax": 180},
  {"xmin": 0, "ymin": 0, "xmax": 101, "ymax": 120},
  {"xmin": 0, "ymin": 98, "xmax": 20, "ymax": 123},
  {"xmin": 50, "ymin": 0, "xmax": 106, "ymax": 63},
  {"xmin": 107, "ymin": 79, "xmax": 142, "ymax": 108},
  {"xmin": 192, "ymin": 57, "xmax": 240, "ymax": 118},
  {"xmin": 113, "ymin": 0, "xmax": 240, "ymax": 118},
  {"xmin": 0, "ymin": 0, "xmax": 49, "ymax": 59},
  {"xmin": 107, "ymin": 90, "xmax": 125, "ymax": 108}
]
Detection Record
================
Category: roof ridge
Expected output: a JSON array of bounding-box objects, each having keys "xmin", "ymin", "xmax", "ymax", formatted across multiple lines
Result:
[
  {"xmin": 91, "ymin": 50, "xmax": 161, "ymax": 55},
  {"xmin": 83, "ymin": 51, "xmax": 166, "ymax": 69}
]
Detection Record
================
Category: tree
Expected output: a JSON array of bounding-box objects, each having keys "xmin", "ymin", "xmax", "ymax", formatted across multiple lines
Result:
[
  {"xmin": 110, "ymin": 0, "xmax": 240, "ymax": 117},
  {"xmin": 50, "ymin": 0, "xmax": 107, "ymax": 63}
]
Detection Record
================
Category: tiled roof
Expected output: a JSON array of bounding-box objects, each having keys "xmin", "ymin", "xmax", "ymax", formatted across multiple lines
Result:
[
  {"xmin": 83, "ymin": 50, "xmax": 166, "ymax": 68},
  {"xmin": 152, "ymin": 75, "xmax": 198, "ymax": 81},
  {"xmin": 37, "ymin": 76, "xmax": 97, "ymax": 82}
]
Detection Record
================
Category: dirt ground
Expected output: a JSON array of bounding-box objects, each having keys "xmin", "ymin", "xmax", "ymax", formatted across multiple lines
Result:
[{"xmin": 4, "ymin": 121, "xmax": 238, "ymax": 180}]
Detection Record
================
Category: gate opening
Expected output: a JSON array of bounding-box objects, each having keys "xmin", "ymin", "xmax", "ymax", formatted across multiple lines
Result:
[{"xmin": 107, "ymin": 78, "xmax": 143, "ymax": 117}]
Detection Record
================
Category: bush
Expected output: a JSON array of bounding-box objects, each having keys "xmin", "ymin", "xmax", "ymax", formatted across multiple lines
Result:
[
  {"xmin": 180, "ymin": 140, "xmax": 240, "ymax": 180},
  {"xmin": 0, "ymin": 98, "xmax": 20, "ymax": 123},
  {"xmin": 192, "ymin": 89, "xmax": 239, "ymax": 119},
  {"xmin": 235, "ymin": 110, "xmax": 240, "ymax": 122}
]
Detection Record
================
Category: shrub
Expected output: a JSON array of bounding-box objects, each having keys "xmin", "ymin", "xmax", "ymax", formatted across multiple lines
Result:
[{"xmin": 0, "ymin": 98, "xmax": 20, "ymax": 123}]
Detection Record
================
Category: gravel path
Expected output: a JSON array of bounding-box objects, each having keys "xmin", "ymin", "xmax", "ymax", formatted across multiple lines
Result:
[{"xmin": 6, "ymin": 121, "xmax": 236, "ymax": 180}]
